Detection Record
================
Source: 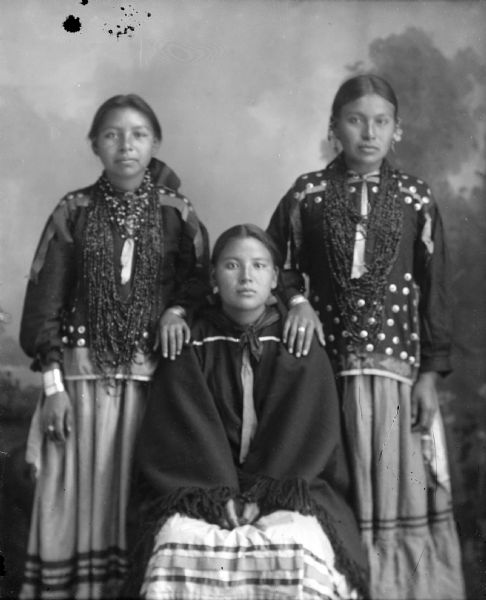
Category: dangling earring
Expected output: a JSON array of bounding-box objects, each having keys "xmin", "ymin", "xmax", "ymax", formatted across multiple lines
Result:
[
  {"xmin": 391, "ymin": 118, "xmax": 403, "ymax": 152},
  {"xmin": 212, "ymin": 285, "xmax": 219, "ymax": 295},
  {"xmin": 328, "ymin": 119, "xmax": 341, "ymax": 155}
]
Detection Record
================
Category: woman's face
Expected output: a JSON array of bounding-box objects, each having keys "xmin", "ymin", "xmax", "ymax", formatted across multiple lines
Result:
[
  {"xmin": 93, "ymin": 107, "xmax": 160, "ymax": 191},
  {"xmin": 213, "ymin": 236, "xmax": 278, "ymax": 325},
  {"xmin": 333, "ymin": 93, "xmax": 397, "ymax": 174}
]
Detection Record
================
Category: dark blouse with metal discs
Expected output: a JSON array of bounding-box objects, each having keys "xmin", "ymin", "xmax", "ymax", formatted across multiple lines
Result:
[{"xmin": 267, "ymin": 158, "xmax": 451, "ymax": 383}]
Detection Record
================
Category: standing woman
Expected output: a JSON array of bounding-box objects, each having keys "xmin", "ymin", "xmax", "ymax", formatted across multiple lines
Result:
[
  {"xmin": 19, "ymin": 94, "xmax": 209, "ymax": 599},
  {"xmin": 267, "ymin": 74, "xmax": 465, "ymax": 599}
]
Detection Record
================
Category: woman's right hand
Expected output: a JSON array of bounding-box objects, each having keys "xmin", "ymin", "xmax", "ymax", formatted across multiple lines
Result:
[
  {"xmin": 41, "ymin": 391, "xmax": 73, "ymax": 444},
  {"xmin": 283, "ymin": 302, "xmax": 325, "ymax": 357},
  {"xmin": 221, "ymin": 499, "xmax": 240, "ymax": 529}
]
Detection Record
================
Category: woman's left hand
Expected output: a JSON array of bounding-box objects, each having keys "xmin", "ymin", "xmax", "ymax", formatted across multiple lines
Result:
[
  {"xmin": 411, "ymin": 371, "xmax": 440, "ymax": 432},
  {"xmin": 156, "ymin": 310, "xmax": 190, "ymax": 360},
  {"xmin": 239, "ymin": 502, "xmax": 260, "ymax": 525},
  {"xmin": 283, "ymin": 302, "xmax": 325, "ymax": 357}
]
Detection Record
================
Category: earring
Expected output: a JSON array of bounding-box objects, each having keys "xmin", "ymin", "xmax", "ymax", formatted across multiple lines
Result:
[
  {"xmin": 328, "ymin": 117, "xmax": 342, "ymax": 154},
  {"xmin": 328, "ymin": 125, "xmax": 341, "ymax": 155},
  {"xmin": 391, "ymin": 119, "xmax": 403, "ymax": 152},
  {"xmin": 212, "ymin": 285, "xmax": 219, "ymax": 295}
]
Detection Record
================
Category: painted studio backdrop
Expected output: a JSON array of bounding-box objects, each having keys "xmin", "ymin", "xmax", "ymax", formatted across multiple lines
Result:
[{"xmin": 0, "ymin": 0, "xmax": 485, "ymax": 597}]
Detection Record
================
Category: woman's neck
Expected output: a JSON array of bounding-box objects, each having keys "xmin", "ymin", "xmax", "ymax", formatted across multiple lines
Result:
[
  {"xmin": 221, "ymin": 305, "xmax": 266, "ymax": 327},
  {"xmin": 105, "ymin": 173, "xmax": 145, "ymax": 193},
  {"xmin": 343, "ymin": 157, "xmax": 383, "ymax": 176}
]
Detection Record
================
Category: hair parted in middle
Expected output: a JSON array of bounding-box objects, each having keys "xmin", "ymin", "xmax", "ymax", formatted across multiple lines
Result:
[
  {"xmin": 330, "ymin": 74, "xmax": 399, "ymax": 122},
  {"xmin": 211, "ymin": 224, "xmax": 283, "ymax": 269},
  {"xmin": 327, "ymin": 73, "xmax": 402, "ymax": 148},
  {"xmin": 88, "ymin": 93, "xmax": 163, "ymax": 148}
]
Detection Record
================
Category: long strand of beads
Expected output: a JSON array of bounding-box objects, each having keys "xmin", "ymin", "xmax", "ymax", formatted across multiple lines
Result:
[
  {"xmin": 82, "ymin": 169, "xmax": 164, "ymax": 372},
  {"xmin": 322, "ymin": 155, "xmax": 403, "ymax": 345}
]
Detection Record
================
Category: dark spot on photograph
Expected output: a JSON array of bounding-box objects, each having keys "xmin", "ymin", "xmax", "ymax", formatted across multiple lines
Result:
[{"xmin": 63, "ymin": 15, "xmax": 82, "ymax": 33}]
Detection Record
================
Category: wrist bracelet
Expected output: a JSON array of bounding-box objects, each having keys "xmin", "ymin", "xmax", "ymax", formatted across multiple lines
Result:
[
  {"xmin": 288, "ymin": 294, "xmax": 308, "ymax": 308},
  {"xmin": 43, "ymin": 368, "xmax": 65, "ymax": 397},
  {"xmin": 167, "ymin": 305, "xmax": 187, "ymax": 319}
]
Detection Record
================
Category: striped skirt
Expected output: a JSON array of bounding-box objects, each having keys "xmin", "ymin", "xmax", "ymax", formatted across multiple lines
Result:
[
  {"xmin": 20, "ymin": 368, "xmax": 150, "ymax": 600},
  {"xmin": 341, "ymin": 374, "xmax": 465, "ymax": 600},
  {"xmin": 141, "ymin": 511, "xmax": 359, "ymax": 600}
]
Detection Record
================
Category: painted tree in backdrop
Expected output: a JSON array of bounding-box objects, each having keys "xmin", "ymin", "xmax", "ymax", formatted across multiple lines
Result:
[{"xmin": 353, "ymin": 27, "xmax": 486, "ymax": 598}]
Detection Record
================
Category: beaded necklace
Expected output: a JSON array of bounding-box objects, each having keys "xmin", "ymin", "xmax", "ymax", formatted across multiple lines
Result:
[
  {"xmin": 322, "ymin": 154, "xmax": 403, "ymax": 346},
  {"xmin": 83, "ymin": 169, "xmax": 164, "ymax": 372},
  {"xmin": 97, "ymin": 170, "xmax": 154, "ymax": 240}
]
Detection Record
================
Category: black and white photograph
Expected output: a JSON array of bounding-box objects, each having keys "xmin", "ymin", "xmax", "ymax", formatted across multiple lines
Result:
[{"xmin": 0, "ymin": 1, "xmax": 485, "ymax": 598}]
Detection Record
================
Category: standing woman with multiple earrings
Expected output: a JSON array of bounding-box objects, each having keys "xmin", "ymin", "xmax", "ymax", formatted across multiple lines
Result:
[
  {"xmin": 19, "ymin": 94, "xmax": 210, "ymax": 599},
  {"xmin": 267, "ymin": 74, "xmax": 465, "ymax": 599}
]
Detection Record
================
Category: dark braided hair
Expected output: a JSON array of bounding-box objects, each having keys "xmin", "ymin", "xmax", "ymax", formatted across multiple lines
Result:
[{"xmin": 323, "ymin": 154, "xmax": 403, "ymax": 346}]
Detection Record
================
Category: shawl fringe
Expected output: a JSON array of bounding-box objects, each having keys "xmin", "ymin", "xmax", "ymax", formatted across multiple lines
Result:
[
  {"xmin": 145, "ymin": 485, "xmax": 236, "ymax": 525},
  {"xmin": 127, "ymin": 482, "xmax": 368, "ymax": 599},
  {"xmin": 123, "ymin": 486, "xmax": 235, "ymax": 598},
  {"xmin": 242, "ymin": 474, "xmax": 369, "ymax": 598}
]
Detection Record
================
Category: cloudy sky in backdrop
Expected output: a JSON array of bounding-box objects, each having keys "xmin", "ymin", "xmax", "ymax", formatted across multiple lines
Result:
[{"xmin": 1, "ymin": 0, "xmax": 485, "ymax": 344}]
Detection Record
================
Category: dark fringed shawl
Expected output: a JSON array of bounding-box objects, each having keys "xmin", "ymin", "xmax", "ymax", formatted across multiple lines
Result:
[{"xmin": 129, "ymin": 305, "xmax": 369, "ymax": 597}]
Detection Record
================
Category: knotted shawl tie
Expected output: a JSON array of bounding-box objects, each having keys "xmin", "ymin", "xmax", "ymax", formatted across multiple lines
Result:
[{"xmin": 238, "ymin": 326, "xmax": 263, "ymax": 463}]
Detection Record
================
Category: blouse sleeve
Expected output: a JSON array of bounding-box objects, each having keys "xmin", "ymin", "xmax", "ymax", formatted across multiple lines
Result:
[
  {"xmin": 266, "ymin": 184, "xmax": 307, "ymax": 302},
  {"xmin": 414, "ymin": 194, "xmax": 452, "ymax": 374},
  {"xmin": 19, "ymin": 201, "xmax": 77, "ymax": 371},
  {"xmin": 167, "ymin": 198, "xmax": 210, "ymax": 316}
]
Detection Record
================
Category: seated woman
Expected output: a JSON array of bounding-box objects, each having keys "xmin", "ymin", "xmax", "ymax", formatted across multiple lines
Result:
[{"xmin": 133, "ymin": 224, "xmax": 368, "ymax": 599}]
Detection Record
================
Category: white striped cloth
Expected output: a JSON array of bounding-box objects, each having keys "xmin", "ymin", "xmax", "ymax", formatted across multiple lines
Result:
[{"xmin": 141, "ymin": 511, "xmax": 359, "ymax": 600}]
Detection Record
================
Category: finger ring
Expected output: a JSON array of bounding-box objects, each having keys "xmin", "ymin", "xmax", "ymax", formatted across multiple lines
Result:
[
  {"xmin": 298, "ymin": 326, "xmax": 306, "ymax": 332},
  {"xmin": 47, "ymin": 425, "xmax": 55, "ymax": 433}
]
